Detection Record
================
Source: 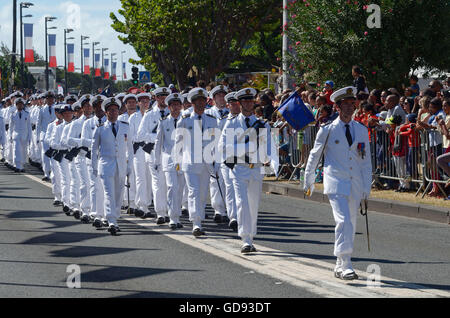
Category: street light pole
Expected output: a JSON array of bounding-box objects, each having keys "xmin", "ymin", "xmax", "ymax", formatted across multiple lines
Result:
[
  {"xmin": 121, "ymin": 50, "xmax": 126, "ymax": 81},
  {"xmin": 102, "ymin": 48, "xmax": 108, "ymax": 89}
]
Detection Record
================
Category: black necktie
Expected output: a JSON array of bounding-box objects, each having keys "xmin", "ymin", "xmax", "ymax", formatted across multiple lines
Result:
[
  {"xmin": 112, "ymin": 123, "xmax": 117, "ymax": 138},
  {"xmin": 219, "ymin": 109, "xmax": 223, "ymax": 117},
  {"xmin": 161, "ymin": 110, "xmax": 165, "ymax": 118},
  {"xmin": 345, "ymin": 124, "xmax": 353, "ymax": 147},
  {"xmin": 174, "ymin": 118, "xmax": 178, "ymax": 129},
  {"xmin": 19, "ymin": 112, "xmax": 22, "ymax": 119},
  {"xmin": 98, "ymin": 117, "xmax": 102, "ymax": 126},
  {"xmin": 49, "ymin": 105, "xmax": 52, "ymax": 115},
  {"xmin": 245, "ymin": 117, "xmax": 251, "ymax": 129}
]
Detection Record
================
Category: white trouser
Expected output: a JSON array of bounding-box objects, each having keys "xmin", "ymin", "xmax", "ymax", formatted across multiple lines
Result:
[
  {"xmin": 145, "ymin": 154, "xmax": 167, "ymax": 217},
  {"xmin": 87, "ymin": 158, "xmax": 104, "ymax": 219},
  {"xmin": 210, "ymin": 169, "xmax": 227, "ymax": 216},
  {"xmin": 393, "ymin": 156, "xmax": 408, "ymax": 188},
  {"xmin": 50, "ymin": 158, "xmax": 62, "ymax": 202},
  {"xmin": 6, "ymin": 138, "xmax": 13, "ymax": 163},
  {"xmin": 133, "ymin": 149, "xmax": 151, "ymax": 212},
  {"xmin": 182, "ymin": 183, "xmax": 188, "ymax": 210},
  {"xmin": 327, "ymin": 187, "xmax": 361, "ymax": 263},
  {"xmin": 184, "ymin": 165, "xmax": 210, "ymax": 228},
  {"xmin": 75, "ymin": 156, "xmax": 91, "ymax": 214},
  {"xmin": 232, "ymin": 166, "xmax": 263, "ymax": 246},
  {"xmin": 68, "ymin": 160, "xmax": 81, "ymax": 210},
  {"xmin": 58, "ymin": 158, "xmax": 70, "ymax": 206},
  {"xmin": 165, "ymin": 170, "xmax": 186, "ymax": 224},
  {"xmin": 40, "ymin": 139, "xmax": 51, "ymax": 178},
  {"xmin": 123, "ymin": 162, "xmax": 136, "ymax": 209},
  {"xmin": 12, "ymin": 139, "xmax": 27, "ymax": 169},
  {"xmin": 101, "ymin": 164, "xmax": 125, "ymax": 227},
  {"xmin": 221, "ymin": 164, "xmax": 237, "ymax": 221}
]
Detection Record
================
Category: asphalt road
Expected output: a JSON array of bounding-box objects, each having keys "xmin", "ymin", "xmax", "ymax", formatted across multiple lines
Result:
[{"xmin": 0, "ymin": 162, "xmax": 449, "ymax": 298}]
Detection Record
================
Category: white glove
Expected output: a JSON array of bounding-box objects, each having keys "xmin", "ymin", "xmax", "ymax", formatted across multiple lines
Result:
[{"xmin": 93, "ymin": 170, "xmax": 98, "ymax": 178}]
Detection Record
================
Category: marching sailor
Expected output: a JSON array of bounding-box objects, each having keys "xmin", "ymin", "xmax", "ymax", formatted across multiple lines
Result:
[
  {"xmin": 91, "ymin": 97, "xmax": 133, "ymax": 235},
  {"xmin": 8, "ymin": 97, "xmax": 31, "ymax": 172},
  {"xmin": 37, "ymin": 91, "xmax": 57, "ymax": 182},
  {"xmin": 304, "ymin": 86, "xmax": 372, "ymax": 280}
]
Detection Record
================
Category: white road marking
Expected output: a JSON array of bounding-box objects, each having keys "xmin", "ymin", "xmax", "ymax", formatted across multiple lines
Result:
[{"xmin": 22, "ymin": 172, "xmax": 450, "ymax": 298}]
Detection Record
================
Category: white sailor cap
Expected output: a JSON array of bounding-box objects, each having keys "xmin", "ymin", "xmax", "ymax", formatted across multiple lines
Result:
[
  {"xmin": 79, "ymin": 94, "xmax": 92, "ymax": 106},
  {"xmin": 165, "ymin": 93, "xmax": 183, "ymax": 106},
  {"xmin": 115, "ymin": 93, "xmax": 126, "ymax": 100},
  {"xmin": 187, "ymin": 87, "xmax": 208, "ymax": 103},
  {"xmin": 123, "ymin": 94, "xmax": 138, "ymax": 104},
  {"xmin": 136, "ymin": 92, "xmax": 152, "ymax": 100},
  {"xmin": 235, "ymin": 87, "xmax": 257, "ymax": 100},
  {"xmin": 64, "ymin": 95, "xmax": 78, "ymax": 104},
  {"xmin": 90, "ymin": 95, "xmax": 107, "ymax": 107},
  {"xmin": 209, "ymin": 85, "xmax": 229, "ymax": 99},
  {"xmin": 330, "ymin": 86, "xmax": 357, "ymax": 103},
  {"xmin": 59, "ymin": 104, "xmax": 74, "ymax": 113},
  {"xmin": 14, "ymin": 97, "xmax": 26, "ymax": 106},
  {"xmin": 153, "ymin": 87, "xmax": 170, "ymax": 97},
  {"xmin": 225, "ymin": 92, "xmax": 238, "ymax": 103},
  {"xmin": 72, "ymin": 101, "xmax": 82, "ymax": 111},
  {"xmin": 44, "ymin": 91, "xmax": 56, "ymax": 98},
  {"xmin": 101, "ymin": 97, "xmax": 122, "ymax": 112},
  {"xmin": 12, "ymin": 91, "xmax": 24, "ymax": 98}
]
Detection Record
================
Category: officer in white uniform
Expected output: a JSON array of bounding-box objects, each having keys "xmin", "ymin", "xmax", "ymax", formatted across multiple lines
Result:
[
  {"xmin": 136, "ymin": 87, "xmax": 171, "ymax": 225},
  {"xmin": 29, "ymin": 95, "xmax": 42, "ymax": 165},
  {"xmin": 8, "ymin": 98, "xmax": 31, "ymax": 172},
  {"xmin": 155, "ymin": 93, "xmax": 185, "ymax": 230},
  {"xmin": 129, "ymin": 92, "xmax": 153, "ymax": 218},
  {"xmin": 119, "ymin": 94, "xmax": 138, "ymax": 213},
  {"xmin": 1, "ymin": 97, "xmax": 12, "ymax": 162},
  {"xmin": 3, "ymin": 96, "xmax": 16, "ymax": 166},
  {"xmin": 180, "ymin": 92, "xmax": 191, "ymax": 215},
  {"xmin": 37, "ymin": 91, "xmax": 57, "ymax": 181},
  {"xmin": 0, "ymin": 110, "xmax": 6, "ymax": 155},
  {"xmin": 67, "ymin": 95, "xmax": 93, "ymax": 222},
  {"xmin": 304, "ymin": 86, "xmax": 372, "ymax": 280},
  {"xmin": 175, "ymin": 87, "xmax": 220, "ymax": 237},
  {"xmin": 92, "ymin": 97, "xmax": 133, "ymax": 235},
  {"xmin": 218, "ymin": 88, "xmax": 272, "ymax": 253},
  {"xmin": 81, "ymin": 95, "xmax": 106, "ymax": 225},
  {"xmin": 206, "ymin": 85, "xmax": 230, "ymax": 223}
]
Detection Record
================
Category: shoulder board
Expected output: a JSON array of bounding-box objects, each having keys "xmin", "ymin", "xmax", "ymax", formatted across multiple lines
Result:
[
  {"xmin": 228, "ymin": 115, "xmax": 238, "ymax": 120},
  {"xmin": 24, "ymin": 110, "xmax": 29, "ymax": 113},
  {"xmin": 120, "ymin": 121, "xmax": 129, "ymax": 125},
  {"xmin": 206, "ymin": 114, "xmax": 216, "ymax": 119},
  {"xmin": 220, "ymin": 115, "xmax": 228, "ymax": 120},
  {"xmin": 182, "ymin": 115, "xmax": 190, "ymax": 119},
  {"xmin": 320, "ymin": 121, "xmax": 332, "ymax": 127}
]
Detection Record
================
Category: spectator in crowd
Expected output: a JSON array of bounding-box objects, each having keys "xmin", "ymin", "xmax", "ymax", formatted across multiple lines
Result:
[
  {"xmin": 255, "ymin": 106, "xmax": 264, "ymax": 121},
  {"xmin": 369, "ymin": 89, "xmax": 383, "ymax": 112},
  {"xmin": 352, "ymin": 65, "xmax": 368, "ymax": 94},
  {"xmin": 315, "ymin": 105, "xmax": 333, "ymax": 126},
  {"xmin": 386, "ymin": 115, "xmax": 409, "ymax": 192},
  {"xmin": 259, "ymin": 93, "xmax": 275, "ymax": 121},
  {"xmin": 322, "ymin": 80, "xmax": 334, "ymax": 105},
  {"xmin": 399, "ymin": 113, "xmax": 421, "ymax": 186},
  {"xmin": 408, "ymin": 75, "xmax": 420, "ymax": 98},
  {"xmin": 429, "ymin": 80, "xmax": 443, "ymax": 97},
  {"xmin": 436, "ymin": 98, "xmax": 450, "ymax": 197}
]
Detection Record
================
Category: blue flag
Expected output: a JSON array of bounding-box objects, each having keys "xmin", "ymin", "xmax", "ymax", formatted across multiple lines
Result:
[{"xmin": 278, "ymin": 91, "xmax": 315, "ymax": 130}]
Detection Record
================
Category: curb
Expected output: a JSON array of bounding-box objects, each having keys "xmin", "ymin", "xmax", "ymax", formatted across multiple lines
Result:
[{"xmin": 262, "ymin": 181, "xmax": 450, "ymax": 225}]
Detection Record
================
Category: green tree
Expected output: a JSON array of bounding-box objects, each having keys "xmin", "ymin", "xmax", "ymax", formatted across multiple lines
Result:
[
  {"xmin": 0, "ymin": 43, "xmax": 36, "ymax": 92},
  {"xmin": 111, "ymin": 0, "xmax": 280, "ymax": 88},
  {"xmin": 285, "ymin": 0, "xmax": 450, "ymax": 89}
]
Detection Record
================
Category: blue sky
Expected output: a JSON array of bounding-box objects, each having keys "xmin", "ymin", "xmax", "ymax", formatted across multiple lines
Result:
[{"xmin": 0, "ymin": 0, "xmax": 140, "ymax": 78}]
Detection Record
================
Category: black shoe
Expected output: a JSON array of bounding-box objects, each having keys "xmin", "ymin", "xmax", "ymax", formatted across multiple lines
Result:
[
  {"xmin": 121, "ymin": 206, "xmax": 128, "ymax": 211},
  {"xmin": 165, "ymin": 216, "xmax": 170, "ymax": 223},
  {"xmin": 80, "ymin": 215, "xmax": 90, "ymax": 224},
  {"xmin": 181, "ymin": 209, "xmax": 189, "ymax": 217},
  {"xmin": 250, "ymin": 246, "xmax": 257, "ymax": 253},
  {"xmin": 14, "ymin": 168, "xmax": 20, "ymax": 173},
  {"xmin": 102, "ymin": 220, "xmax": 109, "ymax": 228},
  {"xmin": 222, "ymin": 215, "xmax": 230, "ymax": 224},
  {"xmin": 177, "ymin": 223, "xmax": 184, "ymax": 229},
  {"xmin": 341, "ymin": 270, "xmax": 359, "ymax": 280},
  {"xmin": 53, "ymin": 200, "xmax": 62, "ymax": 206},
  {"xmin": 134, "ymin": 209, "xmax": 145, "ymax": 218},
  {"xmin": 156, "ymin": 217, "xmax": 165, "ymax": 225},
  {"xmin": 92, "ymin": 219, "xmax": 102, "ymax": 228},
  {"xmin": 108, "ymin": 225, "xmax": 118, "ymax": 236},
  {"xmin": 63, "ymin": 205, "xmax": 71, "ymax": 215},
  {"xmin": 214, "ymin": 213, "xmax": 223, "ymax": 224},
  {"xmin": 241, "ymin": 245, "xmax": 252, "ymax": 254},
  {"xmin": 0, "ymin": 158, "xmax": 4, "ymax": 163},
  {"xmin": 169, "ymin": 223, "xmax": 177, "ymax": 230},
  {"xmin": 42, "ymin": 177, "xmax": 50, "ymax": 182},
  {"xmin": 229, "ymin": 219, "xmax": 238, "ymax": 232},
  {"xmin": 73, "ymin": 210, "xmax": 81, "ymax": 220},
  {"xmin": 143, "ymin": 212, "xmax": 154, "ymax": 219},
  {"xmin": 19, "ymin": 169, "xmax": 25, "ymax": 173},
  {"xmin": 192, "ymin": 228, "xmax": 205, "ymax": 237}
]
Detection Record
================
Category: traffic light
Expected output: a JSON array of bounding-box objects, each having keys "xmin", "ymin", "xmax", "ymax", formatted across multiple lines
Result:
[{"xmin": 132, "ymin": 66, "xmax": 139, "ymax": 86}]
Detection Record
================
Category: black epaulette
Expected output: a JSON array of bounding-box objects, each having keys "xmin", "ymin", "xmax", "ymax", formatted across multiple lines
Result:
[
  {"xmin": 228, "ymin": 115, "xmax": 238, "ymax": 120},
  {"xmin": 182, "ymin": 114, "xmax": 190, "ymax": 119},
  {"xmin": 160, "ymin": 116, "xmax": 168, "ymax": 121},
  {"xmin": 206, "ymin": 114, "xmax": 216, "ymax": 119},
  {"xmin": 120, "ymin": 121, "xmax": 129, "ymax": 125},
  {"xmin": 320, "ymin": 120, "xmax": 332, "ymax": 127},
  {"xmin": 220, "ymin": 115, "xmax": 228, "ymax": 120}
]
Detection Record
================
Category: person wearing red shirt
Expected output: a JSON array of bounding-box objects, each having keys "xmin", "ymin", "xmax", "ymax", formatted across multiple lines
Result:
[
  {"xmin": 386, "ymin": 115, "xmax": 409, "ymax": 192},
  {"xmin": 399, "ymin": 113, "xmax": 420, "ymax": 187}
]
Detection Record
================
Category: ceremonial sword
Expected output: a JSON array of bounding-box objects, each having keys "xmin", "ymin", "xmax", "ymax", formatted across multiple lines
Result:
[{"xmin": 360, "ymin": 199, "xmax": 370, "ymax": 252}]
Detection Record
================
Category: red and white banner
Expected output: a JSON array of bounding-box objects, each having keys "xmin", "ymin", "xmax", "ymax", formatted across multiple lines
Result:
[
  {"xmin": 94, "ymin": 54, "xmax": 101, "ymax": 77},
  {"xmin": 48, "ymin": 34, "xmax": 57, "ymax": 67},
  {"xmin": 104, "ymin": 58, "xmax": 110, "ymax": 79},
  {"xmin": 83, "ymin": 48, "xmax": 90, "ymax": 75},
  {"xmin": 112, "ymin": 61, "xmax": 117, "ymax": 81},
  {"xmin": 24, "ymin": 24, "xmax": 34, "ymax": 63},
  {"xmin": 123, "ymin": 62, "xmax": 127, "ymax": 80},
  {"xmin": 67, "ymin": 43, "xmax": 75, "ymax": 72}
]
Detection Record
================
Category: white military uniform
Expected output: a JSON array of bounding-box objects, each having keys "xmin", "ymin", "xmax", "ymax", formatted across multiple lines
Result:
[
  {"xmin": 4, "ymin": 104, "xmax": 16, "ymax": 164},
  {"xmin": 304, "ymin": 86, "xmax": 372, "ymax": 279},
  {"xmin": 155, "ymin": 113, "xmax": 185, "ymax": 226},
  {"xmin": 62, "ymin": 118, "xmax": 81, "ymax": 213},
  {"xmin": 0, "ymin": 115, "xmax": 5, "ymax": 152},
  {"xmin": 45, "ymin": 116, "xmax": 63, "ymax": 203},
  {"xmin": 8, "ymin": 106, "xmax": 32, "ymax": 170},
  {"xmin": 219, "ymin": 110, "xmax": 271, "ymax": 249},
  {"xmin": 37, "ymin": 100, "xmax": 57, "ymax": 178},
  {"xmin": 175, "ymin": 109, "xmax": 219, "ymax": 232},
  {"xmin": 92, "ymin": 118, "xmax": 133, "ymax": 228},
  {"xmin": 29, "ymin": 103, "xmax": 42, "ymax": 163}
]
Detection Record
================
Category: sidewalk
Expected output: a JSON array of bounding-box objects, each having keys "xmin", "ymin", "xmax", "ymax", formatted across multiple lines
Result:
[{"xmin": 262, "ymin": 180, "xmax": 450, "ymax": 225}]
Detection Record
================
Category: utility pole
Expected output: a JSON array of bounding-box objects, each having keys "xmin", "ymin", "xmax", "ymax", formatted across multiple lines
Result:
[{"xmin": 12, "ymin": 0, "xmax": 17, "ymax": 91}]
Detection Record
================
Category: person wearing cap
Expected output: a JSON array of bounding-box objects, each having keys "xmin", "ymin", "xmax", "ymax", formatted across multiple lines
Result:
[
  {"xmin": 206, "ymin": 85, "xmax": 230, "ymax": 223},
  {"xmin": 136, "ymin": 87, "xmax": 171, "ymax": 225},
  {"xmin": 115, "ymin": 93, "xmax": 127, "ymax": 115},
  {"xmin": 154, "ymin": 93, "xmax": 185, "ymax": 230},
  {"xmin": 45, "ymin": 105, "xmax": 64, "ymax": 207},
  {"xmin": 130, "ymin": 92, "xmax": 153, "ymax": 218},
  {"xmin": 175, "ymin": 87, "xmax": 220, "ymax": 237},
  {"xmin": 219, "ymin": 91, "xmax": 241, "ymax": 231},
  {"xmin": 7, "ymin": 98, "xmax": 31, "ymax": 172},
  {"xmin": 81, "ymin": 95, "xmax": 106, "ymax": 225},
  {"xmin": 218, "ymin": 87, "xmax": 272, "ymax": 253},
  {"xmin": 181, "ymin": 92, "xmax": 194, "ymax": 117},
  {"xmin": 0, "ymin": 112, "xmax": 6, "ymax": 162},
  {"xmin": 3, "ymin": 97, "xmax": 15, "ymax": 167},
  {"xmin": 118, "ymin": 94, "xmax": 138, "ymax": 213},
  {"xmin": 322, "ymin": 80, "xmax": 334, "ymax": 106},
  {"xmin": 67, "ymin": 96, "xmax": 94, "ymax": 222},
  {"xmin": 37, "ymin": 91, "xmax": 57, "ymax": 182},
  {"xmin": 29, "ymin": 94, "xmax": 43, "ymax": 167},
  {"xmin": 304, "ymin": 86, "xmax": 372, "ymax": 280},
  {"xmin": 49, "ymin": 104, "xmax": 74, "ymax": 215},
  {"xmin": 91, "ymin": 97, "xmax": 133, "ymax": 235}
]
